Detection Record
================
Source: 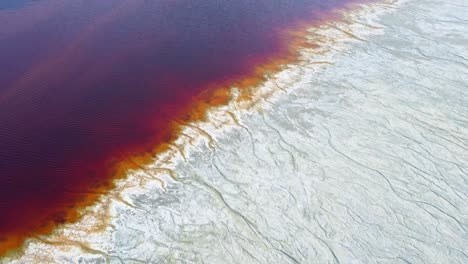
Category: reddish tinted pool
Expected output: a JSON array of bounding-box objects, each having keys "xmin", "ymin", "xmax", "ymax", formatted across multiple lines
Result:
[{"xmin": 0, "ymin": 0, "xmax": 360, "ymax": 254}]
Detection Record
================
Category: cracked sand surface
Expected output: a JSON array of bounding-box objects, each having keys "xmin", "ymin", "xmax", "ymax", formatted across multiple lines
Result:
[{"xmin": 3, "ymin": 0, "xmax": 467, "ymax": 263}]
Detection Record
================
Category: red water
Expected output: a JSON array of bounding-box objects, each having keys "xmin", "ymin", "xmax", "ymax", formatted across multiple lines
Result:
[{"xmin": 0, "ymin": 0, "xmax": 360, "ymax": 255}]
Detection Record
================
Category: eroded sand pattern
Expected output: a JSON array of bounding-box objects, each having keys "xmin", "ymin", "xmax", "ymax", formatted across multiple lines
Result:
[{"xmin": 2, "ymin": 0, "xmax": 468, "ymax": 263}]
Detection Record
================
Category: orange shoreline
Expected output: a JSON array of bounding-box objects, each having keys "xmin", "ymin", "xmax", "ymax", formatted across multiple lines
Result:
[{"xmin": 0, "ymin": 0, "xmax": 372, "ymax": 257}]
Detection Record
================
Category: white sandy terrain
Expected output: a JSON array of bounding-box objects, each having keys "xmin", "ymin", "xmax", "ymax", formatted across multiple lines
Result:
[{"xmin": 3, "ymin": 0, "xmax": 467, "ymax": 263}]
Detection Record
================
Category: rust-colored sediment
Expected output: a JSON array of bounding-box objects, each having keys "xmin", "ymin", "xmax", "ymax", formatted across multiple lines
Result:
[{"xmin": 0, "ymin": 0, "xmax": 370, "ymax": 257}]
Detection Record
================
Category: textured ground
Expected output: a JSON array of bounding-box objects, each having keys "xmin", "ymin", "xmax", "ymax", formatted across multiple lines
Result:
[{"xmin": 3, "ymin": 0, "xmax": 468, "ymax": 263}]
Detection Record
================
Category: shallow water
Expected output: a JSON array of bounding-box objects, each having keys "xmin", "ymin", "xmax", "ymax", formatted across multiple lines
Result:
[
  {"xmin": 0, "ymin": 0, "xmax": 36, "ymax": 10},
  {"xmin": 0, "ymin": 0, "xmax": 361, "ymax": 255}
]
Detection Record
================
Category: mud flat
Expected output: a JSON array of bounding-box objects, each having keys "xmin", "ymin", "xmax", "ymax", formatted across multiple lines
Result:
[{"xmin": 3, "ymin": 0, "xmax": 468, "ymax": 263}]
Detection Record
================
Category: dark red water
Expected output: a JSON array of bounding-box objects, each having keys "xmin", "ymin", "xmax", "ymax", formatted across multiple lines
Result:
[{"xmin": 0, "ymin": 0, "xmax": 358, "ymax": 254}]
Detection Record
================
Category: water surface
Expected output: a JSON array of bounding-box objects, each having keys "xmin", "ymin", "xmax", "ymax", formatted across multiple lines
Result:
[{"xmin": 0, "ymin": 0, "xmax": 358, "ymax": 254}]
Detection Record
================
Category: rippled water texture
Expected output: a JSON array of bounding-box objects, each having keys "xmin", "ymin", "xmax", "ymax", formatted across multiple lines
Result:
[
  {"xmin": 0, "ymin": 0, "xmax": 360, "ymax": 254},
  {"xmin": 0, "ymin": 0, "xmax": 36, "ymax": 10}
]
